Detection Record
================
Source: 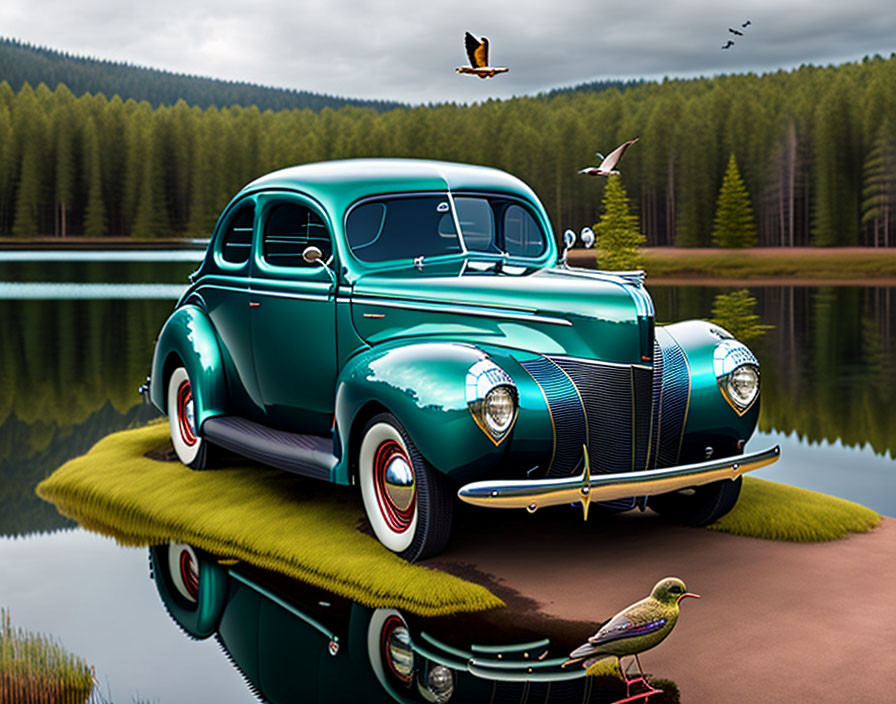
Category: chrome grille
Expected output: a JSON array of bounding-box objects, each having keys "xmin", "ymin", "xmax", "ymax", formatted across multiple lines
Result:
[
  {"xmin": 519, "ymin": 357, "xmax": 586, "ymax": 477},
  {"xmin": 521, "ymin": 343, "xmax": 690, "ymax": 507}
]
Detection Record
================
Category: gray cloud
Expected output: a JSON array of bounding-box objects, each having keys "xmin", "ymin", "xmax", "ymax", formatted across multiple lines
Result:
[{"xmin": 0, "ymin": 0, "xmax": 893, "ymax": 104}]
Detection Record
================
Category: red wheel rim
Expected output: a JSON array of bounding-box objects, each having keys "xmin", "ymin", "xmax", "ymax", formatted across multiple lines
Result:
[
  {"xmin": 373, "ymin": 440, "xmax": 416, "ymax": 533},
  {"xmin": 380, "ymin": 614, "xmax": 413, "ymax": 684},
  {"xmin": 177, "ymin": 380, "xmax": 197, "ymax": 446},
  {"xmin": 179, "ymin": 549, "xmax": 199, "ymax": 601}
]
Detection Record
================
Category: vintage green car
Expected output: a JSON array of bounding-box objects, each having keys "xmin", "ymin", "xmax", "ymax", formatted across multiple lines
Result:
[{"xmin": 146, "ymin": 159, "xmax": 779, "ymax": 561}]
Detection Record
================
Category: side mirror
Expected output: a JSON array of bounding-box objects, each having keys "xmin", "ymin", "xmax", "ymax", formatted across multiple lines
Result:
[
  {"xmin": 581, "ymin": 227, "xmax": 595, "ymax": 249},
  {"xmin": 302, "ymin": 245, "xmax": 337, "ymax": 287},
  {"xmin": 302, "ymin": 245, "xmax": 323, "ymax": 264},
  {"xmin": 560, "ymin": 229, "xmax": 576, "ymax": 267}
]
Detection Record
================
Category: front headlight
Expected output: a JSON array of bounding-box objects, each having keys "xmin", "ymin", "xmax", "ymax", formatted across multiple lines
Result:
[
  {"xmin": 713, "ymin": 339, "xmax": 760, "ymax": 415},
  {"xmin": 466, "ymin": 359, "xmax": 518, "ymax": 445}
]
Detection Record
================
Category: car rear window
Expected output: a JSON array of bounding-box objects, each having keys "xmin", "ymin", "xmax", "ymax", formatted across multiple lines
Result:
[{"xmin": 220, "ymin": 204, "xmax": 254, "ymax": 264}]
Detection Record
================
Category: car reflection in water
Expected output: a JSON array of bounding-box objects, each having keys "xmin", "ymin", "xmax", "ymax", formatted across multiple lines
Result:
[{"xmin": 149, "ymin": 543, "xmax": 678, "ymax": 704}]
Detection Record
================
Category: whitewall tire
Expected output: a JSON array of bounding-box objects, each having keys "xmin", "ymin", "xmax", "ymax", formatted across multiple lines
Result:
[
  {"xmin": 167, "ymin": 366, "xmax": 206, "ymax": 468},
  {"xmin": 358, "ymin": 413, "xmax": 453, "ymax": 562}
]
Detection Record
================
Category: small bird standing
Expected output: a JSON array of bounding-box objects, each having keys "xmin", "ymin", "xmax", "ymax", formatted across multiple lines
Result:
[
  {"xmin": 563, "ymin": 577, "xmax": 699, "ymax": 672},
  {"xmin": 578, "ymin": 138, "xmax": 638, "ymax": 176},
  {"xmin": 456, "ymin": 32, "xmax": 509, "ymax": 79}
]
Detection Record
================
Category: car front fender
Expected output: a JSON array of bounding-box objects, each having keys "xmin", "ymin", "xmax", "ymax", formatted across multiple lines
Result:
[
  {"xmin": 334, "ymin": 342, "xmax": 518, "ymax": 484},
  {"xmin": 664, "ymin": 319, "xmax": 760, "ymax": 452}
]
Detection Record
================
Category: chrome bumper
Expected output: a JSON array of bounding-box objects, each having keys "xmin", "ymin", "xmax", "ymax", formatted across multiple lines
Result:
[{"xmin": 457, "ymin": 445, "xmax": 780, "ymax": 519}]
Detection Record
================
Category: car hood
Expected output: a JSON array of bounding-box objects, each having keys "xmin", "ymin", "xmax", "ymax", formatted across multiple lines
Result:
[{"xmin": 350, "ymin": 263, "xmax": 654, "ymax": 364}]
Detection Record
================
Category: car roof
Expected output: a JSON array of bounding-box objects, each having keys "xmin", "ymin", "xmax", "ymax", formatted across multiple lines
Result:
[{"xmin": 237, "ymin": 158, "xmax": 541, "ymax": 214}]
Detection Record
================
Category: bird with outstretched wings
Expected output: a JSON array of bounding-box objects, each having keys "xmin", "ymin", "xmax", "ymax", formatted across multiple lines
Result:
[
  {"xmin": 577, "ymin": 138, "xmax": 638, "ymax": 176},
  {"xmin": 466, "ymin": 32, "xmax": 489, "ymax": 68},
  {"xmin": 456, "ymin": 32, "xmax": 509, "ymax": 79}
]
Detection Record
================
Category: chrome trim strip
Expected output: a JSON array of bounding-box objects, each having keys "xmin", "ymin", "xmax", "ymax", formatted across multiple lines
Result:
[
  {"xmin": 469, "ymin": 638, "xmax": 550, "ymax": 654},
  {"xmin": 419, "ymin": 631, "xmax": 473, "ymax": 661},
  {"xmin": 547, "ymin": 354, "xmax": 651, "ymax": 371},
  {"xmin": 228, "ymin": 570, "xmax": 338, "ymax": 645},
  {"xmin": 198, "ymin": 283, "xmax": 332, "ymax": 303},
  {"xmin": 457, "ymin": 445, "xmax": 781, "ymax": 513},
  {"xmin": 466, "ymin": 662, "xmax": 585, "ymax": 683},
  {"xmin": 353, "ymin": 297, "xmax": 572, "ymax": 326},
  {"xmin": 468, "ymin": 656, "xmax": 570, "ymax": 670},
  {"xmin": 361, "ymin": 292, "xmax": 539, "ymax": 312}
]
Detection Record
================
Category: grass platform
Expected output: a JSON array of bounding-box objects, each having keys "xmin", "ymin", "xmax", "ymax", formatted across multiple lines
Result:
[
  {"xmin": 35, "ymin": 422, "xmax": 503, "ymax": 617},
  {"xmin": 709, "ymin": 477, "xmax": 881, "ymax": 541}
]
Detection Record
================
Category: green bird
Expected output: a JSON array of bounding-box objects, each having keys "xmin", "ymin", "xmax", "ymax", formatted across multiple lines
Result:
[{"xmin": 563, "ymin": 577, "xmax": 700, "ymax": 672}]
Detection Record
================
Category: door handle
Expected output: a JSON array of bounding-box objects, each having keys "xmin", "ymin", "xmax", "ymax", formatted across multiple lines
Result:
[{"xmin": 249, "ymin": 301, "xmax": 260, "ymax": 308}]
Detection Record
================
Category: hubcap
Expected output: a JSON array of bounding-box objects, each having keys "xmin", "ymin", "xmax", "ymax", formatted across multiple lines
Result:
[
  {"xmin": 177, "ymin": 380, "xmax": 197, "ymax": 446},
  {"xmin": 374, "ymin": 440, "xmax": 416, "ymax": 533}
]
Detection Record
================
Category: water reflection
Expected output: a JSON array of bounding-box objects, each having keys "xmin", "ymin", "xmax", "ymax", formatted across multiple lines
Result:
[
  {"xmin": 0, "ymin": 282, "xmax": 187, "ymax": 299},
  {"xmin": 149, "ymin": 543, "xmax": 679, "ymax": 704},
  {"xmin": 0, "ymin": 295, "xmax": 172, "ymax": 535}
]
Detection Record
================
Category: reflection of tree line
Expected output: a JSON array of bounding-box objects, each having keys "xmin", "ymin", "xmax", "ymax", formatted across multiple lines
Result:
[
  {"xmin": 0, "ymin": 295, "xmax": 170, "ymax": 536},
  {"xmin": 653, "ymin": 285, "xmax": 896, "ymax": 457}
]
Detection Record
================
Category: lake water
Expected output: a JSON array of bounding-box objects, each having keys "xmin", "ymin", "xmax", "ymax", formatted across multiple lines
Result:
[{"xmin": 0, "ymin": 254, "xmax": 893, "ymax": 702}]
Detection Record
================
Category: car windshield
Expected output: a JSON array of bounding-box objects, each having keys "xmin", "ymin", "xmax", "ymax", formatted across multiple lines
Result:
[{"xmin": 345, "ymin": 194, "xmax": 547, "ymax": 264}]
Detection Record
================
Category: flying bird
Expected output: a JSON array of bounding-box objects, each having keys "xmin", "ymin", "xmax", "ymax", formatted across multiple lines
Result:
[
  {"xmin": 456, "ymin": 32, "xmax": 509, "ymax": 79},
  {"xmin": 742, "ymin": 20, "xmax": 752, "ymax": 27},
  {"xmin": 563, "ymin": 577, "xmax": 699, "ymax": 674},
  {"xmin": 722, "ymin": 40, "xmax": 735, "ymax": 50},
  {"xmin": 728, "ymin": 27, "xmax": 744, "ymax": 36},
  {"xmin": 577, "ymin": 138, "xmax": 639, "ymax": 176}
]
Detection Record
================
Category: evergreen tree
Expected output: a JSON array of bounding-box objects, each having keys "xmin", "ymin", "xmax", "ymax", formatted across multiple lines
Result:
[
  {"xmin": 82, "ymin": 117, "xmax": 106, "ymax": 237},
  {"xmin": 712, "ymin": 154, "xmax": 757, "ymax": 248},
  {"xmin": 594, "ymin": 175, "xmax": 644, "ymax": 269},
  {"xmin": 861, "ymin": 120, "xmax": 896, "ymax": 246}
]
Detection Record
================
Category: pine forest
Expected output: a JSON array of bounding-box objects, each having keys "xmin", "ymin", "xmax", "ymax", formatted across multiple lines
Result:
[{"xmin": 1, "ymin": 52, "xmax": 896, "ymax": 245}]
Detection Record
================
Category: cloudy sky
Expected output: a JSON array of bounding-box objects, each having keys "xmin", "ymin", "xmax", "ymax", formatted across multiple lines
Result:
[{"xmin": 1, "ymin": 0, "xmax": 894, "ymax": 104}]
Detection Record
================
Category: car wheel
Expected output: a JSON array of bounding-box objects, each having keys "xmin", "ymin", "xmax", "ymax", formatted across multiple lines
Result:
[
  {"xmin": 149, "ymin": 543, "xmax": 228, "ymax": 639},
  {"xmin": 647, "ymin": 476, "xmax": 743, "ymax": 526},
  {"xmin": 358, "ymin": 413, "xmax": 453, "ymax": 562},
  {"xmin": 167, "ymin": 366, "xmax": 214, "ymax": 470}
]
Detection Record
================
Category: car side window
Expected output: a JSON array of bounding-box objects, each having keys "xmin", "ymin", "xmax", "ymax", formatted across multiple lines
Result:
[
  {"xmin": 262, "ymin": 202, "xmax": 331, "ymax": 267},
  {"xmin": 503, "ymin": 204, "xmax": 545, "ymax": 257},
  {"xmin": 220, "ymin": 204, "xmax": 255, "ymax": 264}
]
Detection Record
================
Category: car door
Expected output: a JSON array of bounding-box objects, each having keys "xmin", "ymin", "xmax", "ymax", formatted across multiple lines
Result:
[
  {"xmin": 249, "ymin": 192, "xmax": 338, "ymax": 434},
  {"xmin": 201, "ymin": 196, "xmax": 266, "ymax": 420}
]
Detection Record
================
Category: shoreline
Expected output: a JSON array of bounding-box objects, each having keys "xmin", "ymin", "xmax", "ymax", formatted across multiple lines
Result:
[{"xmin": 429, "ymin": 506, "xmax": 896, "ymax": 703}]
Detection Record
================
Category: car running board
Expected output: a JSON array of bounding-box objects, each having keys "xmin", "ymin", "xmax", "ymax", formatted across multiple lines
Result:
[{"xmin": 201, "ymin": 415, "xmax": 336, "ymax": 481}]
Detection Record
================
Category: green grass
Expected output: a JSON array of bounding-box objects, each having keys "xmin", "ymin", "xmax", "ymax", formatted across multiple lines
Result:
[
  {"xmin": 570, "ymin": 248, "xmax": 896, "ymax": 279},
  {"xmin": 0, "ymin": 609, "xmax": 93, "ymax": 704},
  {"xmin": 36, "ymin": 422, "xmax": 503, "ymax": 617},
  {"xmin": 708, "ymin": 477, "xmax": 881, "ymax": 541},
  {"xmin": 641, "ymin": 250, "xmax": 896, "ymax": 279}
]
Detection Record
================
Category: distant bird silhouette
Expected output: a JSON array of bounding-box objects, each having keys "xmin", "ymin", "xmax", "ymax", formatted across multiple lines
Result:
[
  {"xmin": 728, "ymin": 27, "xmax": 744, "ymax": 36},
  {"xmin": 456, "ymin": 32, "xmax": 509, "ymax": 79},
  {"xmin": 563, "ymin": 577, "xmax": 699, "ymax": 674},
  {"xmin": 742, "ymin": 20, "xmax": 752, "ymax": 27},
  {"xmin": 578, "ymin": 138, "xmax": 638, "ymax": 176},
  {"xmin": 722, "ymin": 40, "xmax": 735, "ymax": 49}
]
